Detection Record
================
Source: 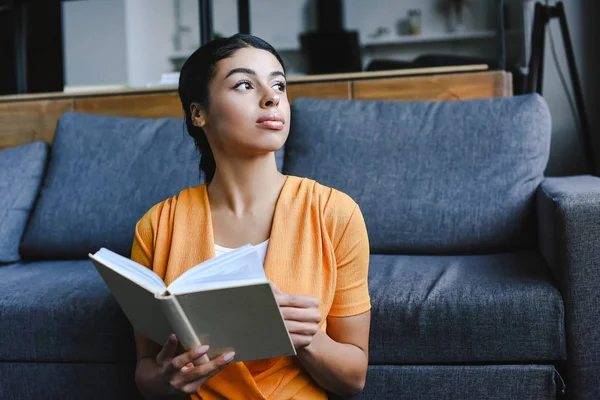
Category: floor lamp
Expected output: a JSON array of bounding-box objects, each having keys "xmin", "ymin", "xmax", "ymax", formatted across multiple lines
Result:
[
  {"xmin": 198, "ymin": 0, "xmax": 214, "ymax": 45},
  {"xmin": 526, "ymin": 1, "xmax": 596, "ymax": 175}
]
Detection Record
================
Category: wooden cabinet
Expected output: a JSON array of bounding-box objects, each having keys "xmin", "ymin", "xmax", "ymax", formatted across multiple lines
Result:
[{"xmin": 0, "ymin": 70, "xmax": 511, "ymax": 149}]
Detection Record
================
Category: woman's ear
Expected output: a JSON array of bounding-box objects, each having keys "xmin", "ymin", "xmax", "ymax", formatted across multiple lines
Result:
[{"xmin": 190, "ymin": 103, "xmax": 206, "ymax": 128}]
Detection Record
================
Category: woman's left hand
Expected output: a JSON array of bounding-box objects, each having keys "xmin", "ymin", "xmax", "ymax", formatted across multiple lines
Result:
[{"xmin": 270, "ymin": 283, "xmax": 322, "ymax": 350}]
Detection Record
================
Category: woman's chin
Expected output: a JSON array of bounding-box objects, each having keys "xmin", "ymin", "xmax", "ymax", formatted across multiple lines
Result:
[
  {"xmin": 238, "ymin": 142, "xmax": 285, "ymax": 156},
  {"xmin": 230, "ymin": 131, "xmax": 288, "ymax": 154},
  {"xmin": 256, "ymin": 132, "xmax": 288, "ymax": 150},
  {"xmin": 262, "ymin": 143, "xmax": 286, "ymax": 155}
]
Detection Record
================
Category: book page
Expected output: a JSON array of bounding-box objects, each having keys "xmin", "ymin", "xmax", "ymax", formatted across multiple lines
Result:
[
  {"xmin": 91, "ymin": 248, "xmax": 166, "ymax": 294},
  {"xmin": 167, "ymin": 245, "xmax": 267, "ymax": 295}
]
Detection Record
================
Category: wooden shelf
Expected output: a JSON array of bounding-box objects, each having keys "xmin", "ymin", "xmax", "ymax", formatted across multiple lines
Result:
[
  {"xmin": 0, "ymin": 65, "xmax": 490, "ymax": 103},
  {"xmin": 169, "ymin": 30, "xmax": 518, "ymax": 57},
  {"xmin": 0, "ymin": 71, "xmax": 512, "ymax": 151},
  {"xmin": 271, "ymin": 31, "xmax": 497, "ymax": 52},
  {"xmin": 362, "ymin": 30, "xmax": 499, "ymax": 47}
]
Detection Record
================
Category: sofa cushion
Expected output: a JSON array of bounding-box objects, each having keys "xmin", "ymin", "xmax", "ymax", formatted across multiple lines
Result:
[
  {"xmin": 284, "ymin": 95, "xmax": 551, "ymax": 254},
  {"xmin": 20, "ymin": 112, "xmax": 201, "ymax": 259},
  {"xmin": 368, "ymin": 251, "xmax": 566, "ymax": 364},
  {"xmin": 0, "ymin": 363, "xmax": 140, "ymax": 399},
  {"xmin": 0, "ymin": 260, "xmax": 135, "ymax": 363},
  {"xmin": 0, "ymin": 141, "xmax": 48, "ymax": 263},
  {"xmin": 362, "ymin": 365, "xmax": 561, "ymax": 400}
]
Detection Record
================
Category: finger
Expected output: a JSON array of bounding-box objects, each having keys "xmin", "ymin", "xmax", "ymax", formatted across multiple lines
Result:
[
  {"xmin": 181, "ymin": 362, "xmax": 194, "ymax": 372},
  {"xmin": 156, "ymin": 334, "xmax": 178, "ymax": 365},
  {"xmin": 171, "ymin": 351, "xmax": 235, "ymax": 388},
  {"xmin": 178, "ymin": 362, "xmax": 225, "ymax": 395},
  {"xmin": 179, "ymin": 376, "xmax": 209, "ymax": 395},
  {"xmin": 170, "ymin": 345, "xmax": 210, "ymax": 372},
  {"xmin": 281, "ymin": 306, "xmax": 322, "ymax": 323},
  {"xmin": 284, "ymin": 321, "xmax": 320, "ymax": 336},
  {"xmin": 278, "ymin": 294, "xmax": 319, "ymax": 308},
  {"xmin": 270, "ymin": 281, "xmax": 283, "ymax": 295},
  {"xmin": 180, "ymin": 362, "xmax": 226, "ymax": 394}
]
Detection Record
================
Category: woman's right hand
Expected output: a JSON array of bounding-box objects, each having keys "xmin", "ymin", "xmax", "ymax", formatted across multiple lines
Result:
[{"xmin": 156, "ymin": 334, "xmax": 235, "ymax": 396}]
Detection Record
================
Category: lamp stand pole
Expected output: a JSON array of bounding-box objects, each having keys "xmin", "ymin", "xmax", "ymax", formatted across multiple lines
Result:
[{"xmin": 526, "ymin": 2, "xmax": 596, "ymax": 175}]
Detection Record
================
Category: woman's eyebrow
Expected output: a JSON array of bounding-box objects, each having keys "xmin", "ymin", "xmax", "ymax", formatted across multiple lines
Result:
[
  {"xmin": 224, "ymin": 68, "xmax": 285, "ymax": 79},
  {"xmin": 225, "ymin": 68, "xmax": 255, "ymax": 79}
]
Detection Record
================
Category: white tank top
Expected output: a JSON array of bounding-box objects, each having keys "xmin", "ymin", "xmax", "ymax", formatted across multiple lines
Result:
[{"xmin": 214, "ymin": 239, "xmax": 269, "ymax": 266}]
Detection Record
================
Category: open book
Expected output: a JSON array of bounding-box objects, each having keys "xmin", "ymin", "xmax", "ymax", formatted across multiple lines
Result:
[{"xmin": 89, "ymin": 246, "xmax": 296, "ymax": 363}]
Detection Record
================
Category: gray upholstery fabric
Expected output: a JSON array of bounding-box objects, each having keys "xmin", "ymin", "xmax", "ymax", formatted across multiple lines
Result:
[
  {"xmin": 368, "ymin": 252, "xmax": 565, "ymax": 364},
  {"xmin": 284, "ymin": 95, "xmax": 551, "ymax": 254},
  {"xmin": 537, "ymin": 175, "xmax": 600, "ymax": 400},
  {"xmin": 0, "ymin": 260, "xmax": 135, "ymax": 363},
  {"xmin": 359, "ymin": 365, "xmax": 561, "ymax": 400},
  {"xmin": 0, "ymin": 363, "xmax": 140, "ymax": 400},
  {"xmin": 0, "ymin": 363, "xmax": 561, "ymax": 400},
  {"xmin": 0, "ymin": 141, "xmax": 48, "ymax": 263},
  {"xmin": 20, "ymin": 113, "xmax": 201, "ymax": 259}
]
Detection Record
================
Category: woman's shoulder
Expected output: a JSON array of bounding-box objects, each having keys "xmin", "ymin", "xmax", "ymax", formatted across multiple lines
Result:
[
  {"xmin": 290, "ymin": 175, "xmax": 360, "ymax": 224},
  {"xmin": 137, "ymin": 184, "xmax": 207, "ymax": 227}
]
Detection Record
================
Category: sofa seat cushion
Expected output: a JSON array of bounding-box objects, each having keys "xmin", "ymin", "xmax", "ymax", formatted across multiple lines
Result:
[
  {"xmin": 0, "ymin": 261, "xmax": 135, "ymax": 363},
  {"xmin": 0, "ymin": 141, "xmax": 48, "ymax": 263},
  {"xmin": 0, "ymin": 362, "xmax": 139, "ymax": 399},
  {"xmin": 361, "ymin": 365, "xmax": 561, "ymax": 400},
  {"xmin": 284, "ymin": 95, "xmax": 551, "ymax": 254},
  {"xmin": 369, "ymin": 251, "xmax": 566, "ymax": 364}
]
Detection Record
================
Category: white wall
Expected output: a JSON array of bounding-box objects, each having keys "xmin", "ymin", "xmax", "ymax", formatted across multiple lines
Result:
[
  {"xmin": 62, "ymin": 0, "xmax": 128, "ymax": 86},
  {"xmin": 63, "ymin": 0, "xmax": 202, "ymax": 88},
  {"xmin": 124, "ymin": 0, "xmax": 187, "ymax": 87},
  {"xmin": 214, "ymin": 0, "xmax": 239, "ymax": 38}
]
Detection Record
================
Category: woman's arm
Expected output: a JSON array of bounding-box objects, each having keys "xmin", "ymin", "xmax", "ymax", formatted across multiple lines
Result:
[
  {"xmin": 292, "ymin": 200, "xmax": 371, "ymax": 396},
  {"xmin": 297, "ymin": 312, "xmax": 370, "ymax": 396},
  {"xmin": 272, "ymin": 285, "xmax": 370, "ymax": 397}
]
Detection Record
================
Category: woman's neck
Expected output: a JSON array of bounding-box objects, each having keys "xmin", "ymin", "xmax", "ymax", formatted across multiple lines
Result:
[{"xmin": 207, "ymin": 154, "xmax": 286, "ymax": 216}]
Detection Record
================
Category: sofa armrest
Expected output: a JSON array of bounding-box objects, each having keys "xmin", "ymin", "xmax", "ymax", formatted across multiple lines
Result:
[{"xmin": 537, "ymin": 175, "xmax": 600, "ymax": 400}]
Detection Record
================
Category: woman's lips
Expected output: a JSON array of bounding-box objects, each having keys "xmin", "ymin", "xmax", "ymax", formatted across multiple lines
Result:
[
  {"xmin": 257, "ymin": 120, "xmax": 284, "ymax": 130},
  {"xmin": 256, "ymin": 115, "xmax": 285, "ymax": 130}
]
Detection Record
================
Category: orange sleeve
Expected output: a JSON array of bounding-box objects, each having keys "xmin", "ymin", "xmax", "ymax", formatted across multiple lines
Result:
[
  {"xmin": 328, "ymin": 202, "xmax": 371, "ymax": 318},
  {"xmin": 130, "ymin": 206, "xmax": 156, "ymax": 270}
]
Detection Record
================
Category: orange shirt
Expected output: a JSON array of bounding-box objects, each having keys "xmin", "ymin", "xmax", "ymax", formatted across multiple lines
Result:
[{"xmin": 131, "ymin": 175, "xmax": 371, "ymax": 399}]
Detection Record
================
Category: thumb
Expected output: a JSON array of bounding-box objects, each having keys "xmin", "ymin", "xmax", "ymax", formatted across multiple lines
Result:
[
  {"xmin": 269, "ymin": 281, "xmax": 283, "ymax": 295},
  {"xmin": 156, "ymin": 334, "xmax": 178, "ymax": 365}
]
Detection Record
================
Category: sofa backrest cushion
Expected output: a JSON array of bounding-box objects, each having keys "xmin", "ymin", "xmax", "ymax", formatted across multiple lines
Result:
[
  {"xmin": 20, "ymin": 112, "xmax": 202, "ymax": 259},
  {"xmin": 283, "ymin": 94, "xmax": 551, "ymax": 254},
  {"xmin": 0, "ymin": 141, "xmax": 48, "ymax": 263}
]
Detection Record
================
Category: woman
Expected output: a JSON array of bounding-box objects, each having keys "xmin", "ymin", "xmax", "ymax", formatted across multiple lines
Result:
[{"xmin": 131, "ymin": 34, "xmax": 371, "ymax": 399}]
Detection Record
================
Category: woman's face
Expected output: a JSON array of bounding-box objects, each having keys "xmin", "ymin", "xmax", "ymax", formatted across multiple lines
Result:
[{"xmin": 196, "ymin": 47, "xmax": 290, "ymax": 158}]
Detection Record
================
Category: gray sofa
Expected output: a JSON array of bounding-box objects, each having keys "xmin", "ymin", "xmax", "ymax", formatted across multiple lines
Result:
[{"xmin": 1, "ymin": 94, "xmax": 598, "ymax": 400}]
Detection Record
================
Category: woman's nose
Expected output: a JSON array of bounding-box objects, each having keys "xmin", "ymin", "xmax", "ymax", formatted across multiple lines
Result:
[{"xmin": 261, "ymin": 91, "xmax": 280, "ymax": 108}]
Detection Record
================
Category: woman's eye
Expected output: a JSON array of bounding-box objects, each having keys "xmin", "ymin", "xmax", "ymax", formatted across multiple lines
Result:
[
  {"xmin": 273, "ymin": 82, "xmax": 286, "ymax": 92},
  {"xmin": 235, "ymin": 81, "xmax": 253, "ymax": 91}
]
